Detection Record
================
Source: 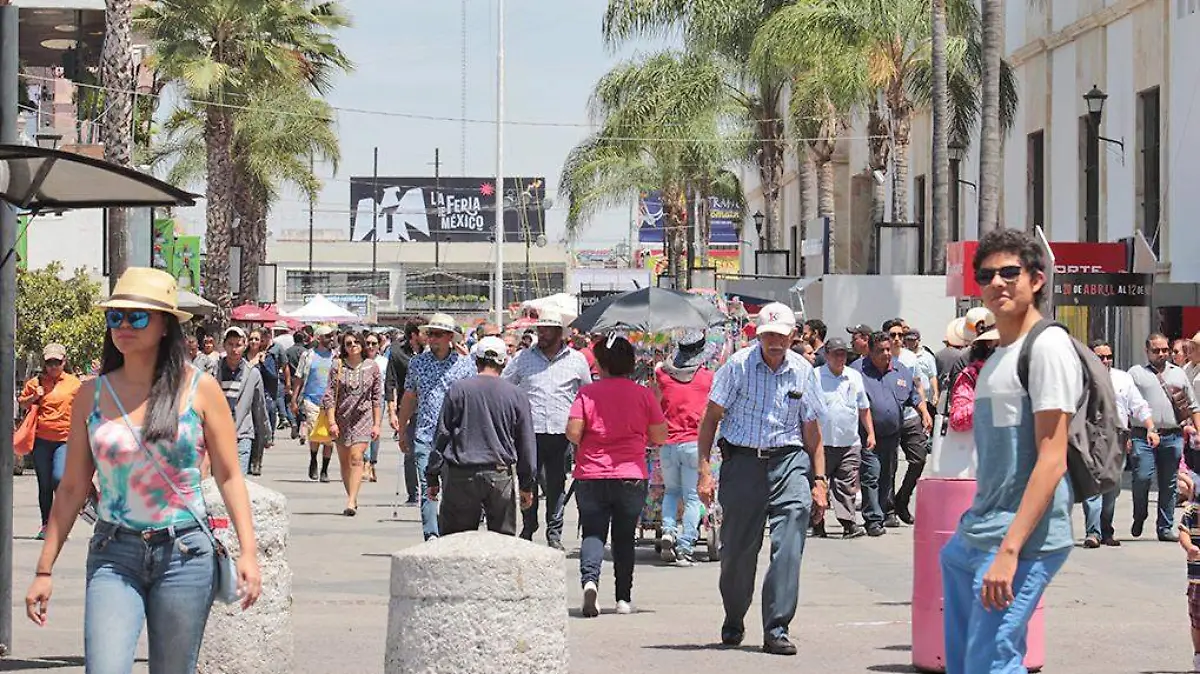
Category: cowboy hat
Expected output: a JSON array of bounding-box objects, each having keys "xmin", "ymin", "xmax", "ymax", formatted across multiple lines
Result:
[
  {"xmin": 944, "ymin": 318, "xmax": 968, "ymax": 347},
  {"xmin": 534, "ymin": 308, "xmax": 566, "ymax": 329},
  {"xmin": 97, "ymin": 267, "xmax": 193, "ymax": 323},
  {"xmin": 420, "ymin": 313, "xmax": 461, "ymax": 339}
]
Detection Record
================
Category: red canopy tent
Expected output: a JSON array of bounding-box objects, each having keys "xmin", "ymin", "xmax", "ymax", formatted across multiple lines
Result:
[{"xmin": 232, "ymin": 303, "xmax": 281, "ymax": 323}]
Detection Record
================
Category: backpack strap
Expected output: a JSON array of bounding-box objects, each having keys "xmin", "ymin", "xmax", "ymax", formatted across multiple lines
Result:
[{"xmin": 1016, "ymin": 318, "xmax": 1058, "ymax": 392}]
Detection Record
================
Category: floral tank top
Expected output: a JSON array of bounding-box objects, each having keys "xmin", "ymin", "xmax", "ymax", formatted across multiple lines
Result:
[{"xmin": 88, "ymin": 370, "xmax": 208, "ymax": 530}]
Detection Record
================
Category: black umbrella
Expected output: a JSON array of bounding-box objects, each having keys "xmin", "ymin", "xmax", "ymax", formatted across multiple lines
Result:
[{"xmin": 571, "ymin": 287, "xmax": 727, "ymax": 334}]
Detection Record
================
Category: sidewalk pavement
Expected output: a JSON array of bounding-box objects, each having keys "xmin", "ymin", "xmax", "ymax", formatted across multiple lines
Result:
[{"xmin": 3, "ymin": 442, "xmax": 1194, "ymax": 673}]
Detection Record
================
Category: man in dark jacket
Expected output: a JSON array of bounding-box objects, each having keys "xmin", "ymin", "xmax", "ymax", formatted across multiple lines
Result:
[
  {"xmin": 387, "ymin": 320, "xmax": 425, "ymax": 504},
  {"xmin": 427, "ymin": 337, "xmax": 536, "ymax": 536}
]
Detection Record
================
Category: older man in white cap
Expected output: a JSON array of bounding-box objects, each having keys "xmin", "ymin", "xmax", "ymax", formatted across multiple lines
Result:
[
  {"xmin": 502, "ymin": 307, "xmax": 593, "ymax": 549},
  {"xmin": 427, "ymin": 336, "xmax": 536, "ymax": 537},
  {"xmin": 395, "ymin": 313, "xmax": 477, "ymax": 540},
  {"xmin": 696, "ymin": 301, "xmax": 827, "ymax": 656}
]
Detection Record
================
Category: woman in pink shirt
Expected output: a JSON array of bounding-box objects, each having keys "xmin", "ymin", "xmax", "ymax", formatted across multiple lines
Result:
[
  {"xmin": 567, "ymin": 334, "xmax": 667, "ymax": 618},
  {"xmin": 651, "ymin": 332, "xmax": 713, "ymax": 566}
]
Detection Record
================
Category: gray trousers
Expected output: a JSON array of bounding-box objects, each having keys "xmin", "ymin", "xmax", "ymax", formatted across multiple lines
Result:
[
  {"xmin": 823, "ymin": 445, "xmax": 861, "ymax": 526},
  {"xmin": 718, "ymin": 447, "xmax": 813, "ymax": 641}
]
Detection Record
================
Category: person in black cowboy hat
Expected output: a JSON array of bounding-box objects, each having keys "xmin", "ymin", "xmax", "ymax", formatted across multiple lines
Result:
[{"xmin": 651, "ymin": 331, "xmax": 715, "ymax": 566}]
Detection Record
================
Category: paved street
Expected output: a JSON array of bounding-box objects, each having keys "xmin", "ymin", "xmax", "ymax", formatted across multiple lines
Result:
[{"xmin": 3, "ymin": 441, "xmax": 1195, "ymax": 673}]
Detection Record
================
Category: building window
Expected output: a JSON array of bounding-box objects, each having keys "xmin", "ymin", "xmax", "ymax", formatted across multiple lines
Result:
[
  {"xmin": 1079, "ymin": 115, "xmax": 1100, "ymax": 242},
  {"xmin": 1027, "ymin": 130, "xmax": 1045, "ymax": 232},
  {"xmin": 1138, "ymin": 87, "xmax": 1162, "ymax": 256},
  {"xmin": 405, "ymin": 270, "xmax": 566, "ymax": 310},
  {"xmin": 285, "ymin": 270, "xmax": 389, "ymax": 302}
]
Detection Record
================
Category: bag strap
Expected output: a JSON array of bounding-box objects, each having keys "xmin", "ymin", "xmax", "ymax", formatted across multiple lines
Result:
[
  {"xmin": 1016, "ymin": 319, "xmax": 1057, "ymax": 392},
  {"xmin": 99, "ymin": 375, "xmax": 218, "ymax": 542}
]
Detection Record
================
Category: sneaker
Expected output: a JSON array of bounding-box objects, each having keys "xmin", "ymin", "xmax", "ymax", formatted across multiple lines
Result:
[
  {"xmin": 672, "ymin": 552, "xmax": 695, "ymax": 568},
  {"xmin": 582, "ymin": 581, "xmax": 599, "ymax": 618},
  {"xmin": 842, "ymin": 525, "xmax": 867, "ymax": 539},
  {"xmin": 319, "ymin": 470, "xmax": 330, "ymax": 483},
  {"xmin": 659, "ymin": 532, "xmax": 677, "ymax": 562},
  {"xmin": 1083, "ymin": 535, "xmax": 1101, "ymax": 549},
  {"xmin": 308, "ymin": 457, "xmax": 318, "ymax": 481},
  {"xmin": 34, "ymin": 526, "xmax": 45, "ymax": 540},
  {"xmin": 615, "ymin": 600, "xmax": 634, "ymax": 615},
  {"xmin": 866, "ymin": 525, "xmax": 886, "ymax": 537},
  {"xmin": 883, "ymin": 514, "xmax": 902, "ymax": 528}
]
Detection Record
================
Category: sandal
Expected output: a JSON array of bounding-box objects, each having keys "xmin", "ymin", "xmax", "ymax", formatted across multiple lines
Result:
[{"xmin": 343, "ymin": 505, "xmax": 357, "ymax": 517}]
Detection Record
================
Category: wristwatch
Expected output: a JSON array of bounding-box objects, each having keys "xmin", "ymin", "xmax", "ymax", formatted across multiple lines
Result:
[{"xmin": 812, "ymin": 475, "xmax": 828, "ymax": 484}]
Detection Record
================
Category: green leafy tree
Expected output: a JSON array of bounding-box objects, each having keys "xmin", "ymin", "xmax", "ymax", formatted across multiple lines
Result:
[{"xmin": 16, "ymin": 263, "xmax": 107, "ymax": 378}]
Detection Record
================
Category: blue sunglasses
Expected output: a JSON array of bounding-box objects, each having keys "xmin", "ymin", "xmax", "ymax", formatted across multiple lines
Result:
[{"xmin": 105, "ymin": 309, "xmax": 151, "ymax": 330}]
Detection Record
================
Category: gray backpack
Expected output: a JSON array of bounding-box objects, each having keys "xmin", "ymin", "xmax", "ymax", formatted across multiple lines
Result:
[{"xmin": 1016, "ymin": 320, "xmax": 1122, "ymax": 503}]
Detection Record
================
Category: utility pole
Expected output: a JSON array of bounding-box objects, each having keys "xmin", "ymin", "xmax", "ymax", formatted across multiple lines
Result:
[
  {"xmin": 0, "ymin": 2, "xmax": 19, "ymax": 654},
  {"xmin": 433, "ymin": 147, "xmax": 441, "ymax": 270},
  {"xmin": 493, "ymin": 0, "xmax": 505, "ymax": 327},
  {"xmin": 307, "ymin": 153, "xmax": 314, "ymax": 273},
  {"xmin": 371, "ymin": 146, "xmax": 379, "ymax": 274}
]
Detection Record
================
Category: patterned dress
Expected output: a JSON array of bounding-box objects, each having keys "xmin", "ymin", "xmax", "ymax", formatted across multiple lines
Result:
[
  {"xmin": 89, "ymin": 370, "xmax": 207, "ymax": 530},
  {"xmin": 322, "ymin": 358, "xmax": 383, "ymax": 444}
]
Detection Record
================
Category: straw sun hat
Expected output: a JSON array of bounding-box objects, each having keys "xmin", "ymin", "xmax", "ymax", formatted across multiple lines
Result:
[{"xmin": 97, "ymin": 267, "xmax": 193, "ymax": 323}]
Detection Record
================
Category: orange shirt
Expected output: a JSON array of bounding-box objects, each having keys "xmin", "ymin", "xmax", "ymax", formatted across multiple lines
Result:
[{"xmin": 22, "ymin": 372, "xmax": 81, "ymax": 442}]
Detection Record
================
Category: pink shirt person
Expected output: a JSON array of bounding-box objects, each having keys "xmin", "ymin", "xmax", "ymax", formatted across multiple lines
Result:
[{"xmin": 570, "ymin": 378, "xmax": 665, "ymax": 480}]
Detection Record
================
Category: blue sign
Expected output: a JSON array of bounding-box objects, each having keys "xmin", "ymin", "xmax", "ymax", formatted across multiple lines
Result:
[{"xmin": 637, "ymin": 191, "xmax": 739, "ymax": 245}]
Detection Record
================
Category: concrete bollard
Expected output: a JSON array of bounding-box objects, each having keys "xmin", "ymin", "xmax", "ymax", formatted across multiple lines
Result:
[
  {"xmin": 197, "ymin": 479, "xmax": 293, "ymax": 674},
  {"xmin": 386, "ymin": 531, "xmax": 567, "ymax": 674}
]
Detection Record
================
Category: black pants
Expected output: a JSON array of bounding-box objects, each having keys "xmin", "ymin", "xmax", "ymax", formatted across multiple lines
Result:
[
  {"xmin": 576, "ymin": 479, "xmax": 646, "ymax": 603},
  {"xmin": 438, "ymin": 465, "xmax": 518, "ymax": 536},
  {"xmin": 521, "ymin": 433, "xmax": 570, "ymax": 543},
  {"xmin": 893, "ymin": 417, "xmax": 928, "ymax": 513}
]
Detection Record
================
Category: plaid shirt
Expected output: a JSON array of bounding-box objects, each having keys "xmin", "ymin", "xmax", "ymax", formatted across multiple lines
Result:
[
  {"xmin": 404, "ymin": 350, "xmax": 477, "ymax": 444},
  {"xmin": 501, "ymin": 345, "xmax": 593, "ymax": 434},
  {"xmin": 709, "ymin": 345, "xmax": 826, "ymax": 449}
]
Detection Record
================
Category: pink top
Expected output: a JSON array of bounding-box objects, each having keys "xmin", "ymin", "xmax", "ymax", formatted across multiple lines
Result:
[
  {"xmin": 570, "ymin": 378, "xmax": 665, "ymax": 480},
  {"xmin": 655, "ymin": 366, "xmax": 713, "ymax": 444},
  {"xmin": 949, "ymin": 360, "xmax": 984, "ymax": 432}
]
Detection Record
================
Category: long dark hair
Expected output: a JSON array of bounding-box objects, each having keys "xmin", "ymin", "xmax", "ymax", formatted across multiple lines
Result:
[{"xmin": 100, "ymin": 313, "xmax": 188, "ymax": 444}]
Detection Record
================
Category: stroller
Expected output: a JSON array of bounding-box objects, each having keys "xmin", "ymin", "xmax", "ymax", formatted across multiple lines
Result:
[{"xmin": 638, "ymin": 445, "xmax": 723, "ymax": 561}]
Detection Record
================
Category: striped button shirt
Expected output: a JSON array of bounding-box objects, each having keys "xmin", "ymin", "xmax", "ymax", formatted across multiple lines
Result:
[
  {"xmin": 709, "ymin": 345, "xmax": 826, "ymax": 449},
  {"xmin": 502, "ymin": 345, "xmax": 593, "ymax": 434}
]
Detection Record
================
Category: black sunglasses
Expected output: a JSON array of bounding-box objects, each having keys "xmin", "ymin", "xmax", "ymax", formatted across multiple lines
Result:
[
  {"xmin": 974, "ymin": 265, "xmax": 1023, "ymax": 285},
  {"xmin": 44, "ymin": 358, "xmax": 63, "ymax": 367}
]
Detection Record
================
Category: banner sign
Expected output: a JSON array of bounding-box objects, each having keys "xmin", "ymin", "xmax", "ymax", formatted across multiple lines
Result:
[
  {"xmin": 1053, "ymin": 272, "xmax": 1152, "ymax": 307},
  {"xmin": 173, "ymin": 236, "xmax": 201, "ymax": 292},
  {"xmin": 579, "ymin": 288, "xmax": 626, "ymax": 312},
  {"xmin": 947, "ymin": 240, "xmax": 1128, "ymax": 297},
  {"xmin": 348, "ymin": 176, "xmax": 546, "ymax": 243},
  {"xmin": 640, "ymin": 247, "xmax": 741, "ymax": 276},
  {"xmin": 15, "ymin": 213, "xmax": 28, "ymax": 271},
  {"xmin": 637, "ymin": 191, "xmax": 739, "ymax": 244}
]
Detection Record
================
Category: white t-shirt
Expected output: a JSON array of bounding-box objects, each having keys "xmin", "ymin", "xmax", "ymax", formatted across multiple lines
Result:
[{"xmin": 896, "ymin": 348, "xmax": 927, "ymax": 421}]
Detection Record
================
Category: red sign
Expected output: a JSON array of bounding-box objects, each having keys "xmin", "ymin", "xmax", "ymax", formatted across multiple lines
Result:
[{"xmin": 945, "ymin": 240, "xmax": 1127, "ymax": 298}]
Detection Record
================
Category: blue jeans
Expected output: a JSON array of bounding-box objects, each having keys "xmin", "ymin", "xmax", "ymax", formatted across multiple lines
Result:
[
  {"xmin": 236, "ymin": 438, "xmax": 252, "ymax": 475},
  {"xmin": 1082, "ymin": 486, "xmax": 1119, "ymax": 540},
  {"xmin": 85, "ymin": 522, "xmax": 217, "ymax": 674},
  {"xmin": 412, "ymin": 440, "xmax": 440, "ymax": 539},
  {"xmin": 576, "ymin": 479, "xmax": 647, "ymax": 603},
  {"xmin": 1130, "ymin": 432, "xmax": 1184, "ymax": 536},
  {"xmin": 31, "ymin": 437, "xmax": 66, "ymax": 525},
  {"xmin": 660, "ymin": 441, "xmax": 701, "ymax": 554},
  {"xmin": 940, "ymin": 533, "xmax": 1069, "ymax": 674}
]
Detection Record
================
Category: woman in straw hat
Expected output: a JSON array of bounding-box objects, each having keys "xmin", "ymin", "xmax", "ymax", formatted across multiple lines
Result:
[{"xmin": 25, "ymin": 268, "xmax": 261, "ymax": 673}]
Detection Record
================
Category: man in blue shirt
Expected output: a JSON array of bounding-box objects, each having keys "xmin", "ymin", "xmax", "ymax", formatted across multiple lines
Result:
[
  {"xmin": 293, "ymin": 325, "xmax": 336, "ymax": 482},
  {"xmin": 853, "ymin": 331, "xmax": 921, "ymax": 537},
  {"xmin": 697, "ymin": 302, "xmax": 827, "ymax": 657}
]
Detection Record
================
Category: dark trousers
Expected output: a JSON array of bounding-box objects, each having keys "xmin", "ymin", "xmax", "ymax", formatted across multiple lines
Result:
[
  {"xmin": 862, "ymin": 432, "xmax": 899, "ymax": 527},
  {"xmin": 823, "ymin": 445, "xmax": 861, "ymax": 526},
  {"xmin": 438, "ymin": 465, "xmax": 518, "ymax": 536},
  {"xmin": 404, "ymin": 452, "xmax": 419, "ymax": 501},
  {"xmin": 894, "ymin": 417, "xmax": 929, "ymax": 513},
  {"xmin": 576, "ymin": 479, "xmax": 647, "ymax": 603},
  {"xmin": 31, "ymin": 438, "xmax": 66, "ymax": 525},
  {"xmin": 521, "ymin": 433, "xmax": 570, "ymax": 544},
  {"xmin": 718, "ymin": 446, "xmax": 813, "ymax": 641}
]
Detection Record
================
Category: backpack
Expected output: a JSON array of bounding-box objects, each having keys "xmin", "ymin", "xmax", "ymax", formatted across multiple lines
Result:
[{"xmin": 1016, "ymin": 319, "xmax": 1121, "ymax": 503}]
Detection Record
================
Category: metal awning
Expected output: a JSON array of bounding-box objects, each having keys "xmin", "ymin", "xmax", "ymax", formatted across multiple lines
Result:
[{"xmin": 0, "ymin": 144, "xmax": 197, "ymax": 211}]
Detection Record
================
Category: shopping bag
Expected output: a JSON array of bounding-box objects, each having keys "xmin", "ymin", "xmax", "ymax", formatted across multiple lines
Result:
[
  {"xmin": 308, "ymin": 407, "xmax": 332, "ymax": 444},
  {"xmin": 14, "ymin": 406, "xmax": 37, "ymax": 456}
]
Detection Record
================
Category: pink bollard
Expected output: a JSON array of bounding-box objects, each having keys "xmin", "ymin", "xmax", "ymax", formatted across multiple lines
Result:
[{"xmin": 911, "ymin": 477, "xmax": 1046, "ymax": 673}]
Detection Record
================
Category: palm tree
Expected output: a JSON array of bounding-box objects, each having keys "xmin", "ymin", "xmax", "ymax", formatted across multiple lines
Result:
[
  {"xmin": 100, "ymin": 0, "xmax": 134, "ymax": 290},
  {"xmin": 560, "ymin": 51, "xmax": 742, "ymax": 289},
  {"xmin": 135, "ymin": 0, "xmax": 350, "ymax": 325},
  {"xmin": 150, "ymin": 85, "xmax": 340, "ymax": 302},
  {"xmin": 976, "ymin": 0, "xmax": 1004, "ymax": 234},
  {"xmin": 930, "ymin": 0, "xmax": 950, "ymax": 272},
  {"xmin": 602, "ymin": 0, "xmax": 791, "ymax": 253}
]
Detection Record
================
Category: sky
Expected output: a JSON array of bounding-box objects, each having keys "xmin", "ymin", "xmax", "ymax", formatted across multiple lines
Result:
[{"xmin": 259, "ymin": 0, "xmax": 671, "ymax": 250}]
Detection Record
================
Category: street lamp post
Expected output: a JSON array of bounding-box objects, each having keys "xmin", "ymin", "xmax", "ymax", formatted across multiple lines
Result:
[
  {"xmin": 752, "ymin": 210, "xmax": 765, "ymax": 274},
  {"xmin": 1083, "ymin": 85, "xmax": 1106, "ymax": 243},
  {"xmin": 948, "ymin": 140, "xmax": 964, "ymax": 244}
]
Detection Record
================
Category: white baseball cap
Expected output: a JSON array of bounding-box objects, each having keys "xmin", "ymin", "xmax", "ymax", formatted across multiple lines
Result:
[
  {"xmin": 755, "ymin": 302, "xmax": 797, "ymax": 337},
  {"xmin": 471, "ymin": 336, "xmax": 509, "ymax": 364}
]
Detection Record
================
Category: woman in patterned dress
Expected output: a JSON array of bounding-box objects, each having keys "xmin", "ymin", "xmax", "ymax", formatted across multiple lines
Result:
[
  {"xmin": 24, "ymin": 267, "xmax": 261, "ymax": 673},
  {"xmin": 323, "ymin": 331, "xmax": 383, "ymax": 515}
]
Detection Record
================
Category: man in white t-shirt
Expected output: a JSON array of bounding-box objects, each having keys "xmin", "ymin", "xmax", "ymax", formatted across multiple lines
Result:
[{"xmin": 939, "ymin": 229, "xmax": 1083, "ymax": 673}]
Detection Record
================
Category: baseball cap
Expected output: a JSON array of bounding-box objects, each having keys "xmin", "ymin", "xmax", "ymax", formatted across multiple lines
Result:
[
  {"xmin": 846, "ymin": 323, "xmax": 873, "ymax": 336},
  {"xmin": 43, "ymin": 343, "xmax": 66, "ymax": 361},
  {"xmin": 963, "ymin": 307, "xmax": 995, "ymax": 339},
  {"xmin": 223, "ymin": 326, "xmax": 246, "ymax": 341},
  {"xmin": 471, "ymin": 336, "xmax": 509, "ymax": 364},
  {"xmin": 824, "ymin": 337, "xmax": 849, "ymax": 353},
  {"xmin": 904, "ymin": 328, "xmax": 921, "ymax": 340},
  {"xmin": 755, "ymin": 302, "xmax": 797, "ymax": 337}
]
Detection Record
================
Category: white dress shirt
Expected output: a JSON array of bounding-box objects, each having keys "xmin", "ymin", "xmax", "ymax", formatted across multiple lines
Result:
[{"xmin": 1111, "ymin": 367, "xmax": 1152, "ymax": 431}]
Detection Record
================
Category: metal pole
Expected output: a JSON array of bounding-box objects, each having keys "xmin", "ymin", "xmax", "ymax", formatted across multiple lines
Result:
[
  {"xmin": 371, "ymin": 146, "xmax": 379, "ymax": 273},
  {"xmin": 949, "ymin": 158, "xmax": 961, "ymax": 244},
  {"xmin": 0, "ymin": 4, "xmax": 19, "ymax": 654},
  {"xmin": 493, "ymin": 0, "xmax": 505, "ymax": 327},
  {"xmin": 1086, "ymin": 120, "xmax": 1100, "ymax": 243},
  {"xmin": 434, "ymin": 147, "xmax": 440, "ymax": 270},
  {"xmin": 307, "ymin": 153, "xmax": 314, "ymax": 273}
]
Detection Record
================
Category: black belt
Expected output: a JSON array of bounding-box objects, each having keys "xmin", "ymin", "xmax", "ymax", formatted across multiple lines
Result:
[
  {"xmin": 94, "ymin": 519, "xmax": 203, "ymax": 544},
  {"xmin": 1133, "ymin": 427, "xmax": 1183, "ymax": 438},
  {"xmin": 446, "ymin": 463, "xmax": 512, "ymax": 475},
  {"xmin": 719, "ymin": 439, "xmax": 802, "ymax": 460}
]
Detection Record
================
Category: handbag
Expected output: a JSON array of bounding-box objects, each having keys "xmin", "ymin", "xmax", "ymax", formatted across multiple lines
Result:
[
  {"xmin": 14, "ymin": 405, "xmax": 37, "ymax": 456},
  {"xmin": 100, "ymin": 376, "xmax": 240, "ymax": 605},
  {"xmin": 1158, "ymin": 371, "xmax": 1192, "ymax": 425}
]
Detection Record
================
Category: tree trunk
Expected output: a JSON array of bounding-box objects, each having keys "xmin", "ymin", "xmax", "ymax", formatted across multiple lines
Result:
[
  {"xmin": 202, "ymin": 107, "xmax": 235, "ymax": 330},
  {"xmin": 756, "ymin": 113, "xmax": 786, "ymax": 252},
  {"xmin": 930, "ymin": 0, "xmax": 950, "ymax": 274},
  {"xmin": 797, "ymin": 149, "xmax": 816, "ymax": 276},
  {"xmin": 100, "ymin": 0, "xmax": 133, "ymax": 290},
  {"xmin": 867, "ymin": 104, "xmax": 890, "ymax": 273},
  {"xmin": 698, "ymin": 183, "xmax": 711, "ymax": 270},
  {"xmin": 891, "ymin": 105, "xmax": 912, "ymax": 225},
  {"xmin": 663, "ymin": 185, "xmax": 687, "ymax": 289},
  {"xmin": 977, "ymin": 0, "xmax": 1005, "ymax": 234},
  {"xmin": 815, "ymin": 156, "xmax": 835, "ymax": 273}
]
